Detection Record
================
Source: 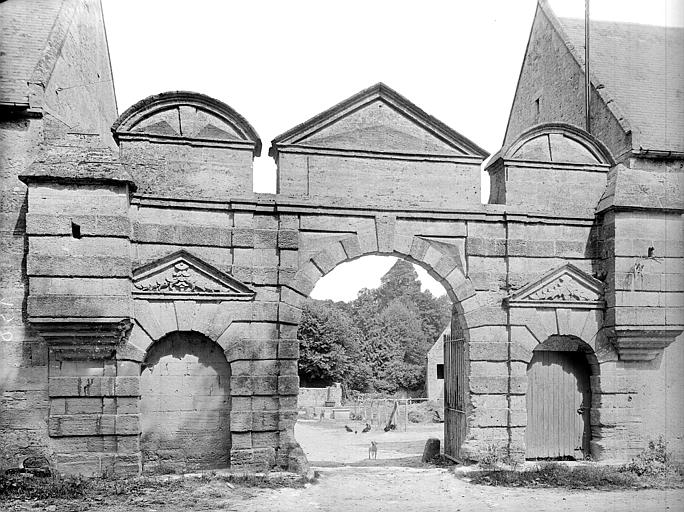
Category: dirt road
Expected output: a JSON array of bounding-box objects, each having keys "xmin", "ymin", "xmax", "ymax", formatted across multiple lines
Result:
[
  {"xmin": 239, "ymin": 466, "xmax": 684, "ymax": 512},
  {"xmin": 3, "ymin": 421, "xmax": 683, "ymax": 511}
]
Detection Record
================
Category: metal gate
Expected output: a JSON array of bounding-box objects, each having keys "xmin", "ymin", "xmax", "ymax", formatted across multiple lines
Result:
[{"xmin": 444, "ymin": 330, "xmax": 467, "ymax": 459}]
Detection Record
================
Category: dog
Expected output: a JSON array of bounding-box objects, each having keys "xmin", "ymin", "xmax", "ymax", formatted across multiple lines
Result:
[
  {"xmin": 344, "ymin": 425, "xmax": 353, "ymax": 432},
  {"xmin": 361, "ymin": 423, "xmax": 371, "ymax": 433},
  {"xmin": 368, "ymin": 441, "xmax": 377, "ymax": 460}
]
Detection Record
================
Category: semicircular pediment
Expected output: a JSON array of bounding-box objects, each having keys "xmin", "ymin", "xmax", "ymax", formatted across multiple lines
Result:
[{"xmin": 112, "ymin": 91, "xmax": 262, "ymax": 155}]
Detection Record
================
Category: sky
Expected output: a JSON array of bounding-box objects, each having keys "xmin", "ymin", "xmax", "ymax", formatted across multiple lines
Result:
[{"xmin": 101, "ymin": 0, "xmax": 682, "ymax": 302}]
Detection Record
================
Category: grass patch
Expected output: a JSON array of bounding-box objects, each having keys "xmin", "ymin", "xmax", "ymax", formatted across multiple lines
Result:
[
  {"xmin": 0, "ymin": 470, "xmax": 307, "ymax": 502},
  {"xmin": 468, "ymin": 463, "xmax": 642, "ymax": 489},
  {"xmin": 467, "ymin": 437, "xmax": 684, "ymax": 490}
]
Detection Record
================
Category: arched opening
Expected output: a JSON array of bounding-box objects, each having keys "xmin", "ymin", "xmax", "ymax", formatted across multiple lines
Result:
[
  {"xmin": 525, "ymin": 335, "xmax": 598, "ymax": 460},
  {"xmin": 140, "ymin": 331, "xmax": 231, "ymax": 474},
  {"xmin": 293, "ymin": 254, "xmax": 464, "ymax": 466}
]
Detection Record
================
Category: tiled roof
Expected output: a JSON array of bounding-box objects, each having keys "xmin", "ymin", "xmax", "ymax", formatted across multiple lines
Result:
[
  {"xmin": 559, "ymin": 16, "xmax": 684, "ymax": 154},
  {"xmin": 0, "ymin": 0, "xmax": 64, "ymax": 105}
]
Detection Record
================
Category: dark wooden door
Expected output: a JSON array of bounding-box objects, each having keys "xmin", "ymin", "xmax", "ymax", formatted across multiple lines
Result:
[
  {"xmin": 526, "ymin": 350, "xmax": 591, "ymax": 459},
  {"xmin": 444, "ymin": 331, "xmax": 467, "ymax": 459}
]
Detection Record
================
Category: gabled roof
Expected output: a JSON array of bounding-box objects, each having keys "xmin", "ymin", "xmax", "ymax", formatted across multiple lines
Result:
[
  {"xmin": 533, "ymin": 1, "xmax": 684, "ymax": 156},
  {"xmin": 269, "ymin": 83, "xmax": 489, "ymax": 160},
  {"xmin": 558, "ymin": 16, "xmax": 684, "ymax": 155}
]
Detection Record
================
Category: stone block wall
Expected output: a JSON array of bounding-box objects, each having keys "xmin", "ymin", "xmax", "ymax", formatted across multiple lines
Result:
[
  {"xmin": 298, "ymin": 384, "xmax": 342, "ymax": 408},
  {"xmin": 277, "ymin": 153, "xmax": 482, "ymax": 209},
  {"xmin": 0, "ymin": 0, "xmax": 118, "ymax": 471}
]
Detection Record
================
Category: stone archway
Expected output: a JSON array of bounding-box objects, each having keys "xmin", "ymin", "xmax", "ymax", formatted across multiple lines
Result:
[
  {"xmin": 140, "ymin": 331, "xmax": 231, "ymax": 473},
  {"xmin": 279, "ymin": 228, "xmax": 482, "ymax": 461}
]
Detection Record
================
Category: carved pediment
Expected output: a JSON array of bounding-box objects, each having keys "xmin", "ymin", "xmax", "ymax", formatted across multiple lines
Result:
[
  {"xmin": 505, "ymin": 264, "xmax": 604, "ymax": 309},
  {"xmin": 132, "ymin": 251, "xmax": 255, "ymax": 300}
]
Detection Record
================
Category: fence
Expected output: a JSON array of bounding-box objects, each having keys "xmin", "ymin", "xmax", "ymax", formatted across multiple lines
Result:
[{"xmin": 348, "ymin": 397, "xmax": 433, "ymax": 432}]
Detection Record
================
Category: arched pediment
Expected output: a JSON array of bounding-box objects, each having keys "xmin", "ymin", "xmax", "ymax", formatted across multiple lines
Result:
[
  {"xmin": 504, "ymin": 123, "xmax": 615, "ymax": 166},
  {"xmin": 112, "ymin": 91, "xmax": 262, "ymax": 156}
]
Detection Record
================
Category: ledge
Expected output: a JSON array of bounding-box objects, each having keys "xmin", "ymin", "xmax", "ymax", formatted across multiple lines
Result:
[
  {"xmin": 30, "ymin": 317, "xmax": 132, "ymax": 359},
  {"xmin": 607, "ymin": 327, "xmax": 683, "ymax": 361}
]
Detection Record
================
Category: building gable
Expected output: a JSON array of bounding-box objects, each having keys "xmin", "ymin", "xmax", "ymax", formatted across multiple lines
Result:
[{"xmin": 270, "ymin": 83, "xmax": 488, "ymax": 160}]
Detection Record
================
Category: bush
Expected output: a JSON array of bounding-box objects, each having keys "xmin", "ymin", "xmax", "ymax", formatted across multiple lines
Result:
[
  {"xmin": 622, "ymin": 436, "xmax": 675, "ymax": 477},
  {"xmin": 468, "ymin": 437, "xmax": 684, "ymax": 490},
  {"xmin": 0, "ymin": 473, "xmax": 88, "ymax": 500},
  {"xmin": 478, "ymin": 444, "xmax": 508, "ymax": 469},
  {"xmin": 469, "ymin": 462, "xmax": 639, "ymax": 489}
]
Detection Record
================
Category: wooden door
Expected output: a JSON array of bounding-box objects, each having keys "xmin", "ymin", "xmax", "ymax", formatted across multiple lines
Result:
[
  {"xmin": 525, "ymin": 350, "xmax": 591, "ymax": 459},
  {"xmin": 444, "ymin": 332, "xmax": 467, "ymax": 459}
]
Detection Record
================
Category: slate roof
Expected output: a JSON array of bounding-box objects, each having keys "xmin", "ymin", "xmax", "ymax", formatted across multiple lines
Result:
[
  {"xmin": 0, "ymin": 0, "xmax": 64, "ymax": 106},
  {"xmin": 558, "ymin": 16, "xmax": 684, "ymax": 154}
]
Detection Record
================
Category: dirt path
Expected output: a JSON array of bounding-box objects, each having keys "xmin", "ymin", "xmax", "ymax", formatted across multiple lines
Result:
[
  {"xmin": 4, "ymin": 421, "xmax": 683, "ymax": 511},
  {"xmin": 240, "ymin": 466, "xmax": 684, "ymax": 512}
]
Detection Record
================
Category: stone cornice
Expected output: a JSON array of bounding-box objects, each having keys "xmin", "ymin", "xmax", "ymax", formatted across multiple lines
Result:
[
  {"xmin": 128, "ymin": 194, "xmax": 598, "ymax": 225},
  {"xmin": 273, "ymin": 144, "xmax": 483, "ymax": 165},
  {"xmin": 607, "ymin": 327, "xmax": 683, "ymax": 361},
  {"xmin": 30, "ymin": 318, "xmax": 133, "ymax": 360}
]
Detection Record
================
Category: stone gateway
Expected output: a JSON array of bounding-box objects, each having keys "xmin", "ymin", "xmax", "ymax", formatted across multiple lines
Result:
[{"xmin": 1, "ymin": 0, "xmax": 682, "ymax": 476}]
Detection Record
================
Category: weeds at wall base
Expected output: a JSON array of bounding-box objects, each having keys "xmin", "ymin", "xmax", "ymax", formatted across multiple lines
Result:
[
  {"xmin": 0, "ymin": 469, "xmax": 308, "ymax": 502},
  {"xmin": 466, "ymin": 436, "xmax": 684, "ymax": 490}
]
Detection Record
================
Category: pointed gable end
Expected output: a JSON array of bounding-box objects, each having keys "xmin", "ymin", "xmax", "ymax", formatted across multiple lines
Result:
[
  {"xmin": 133, "ymin": 251, "xmax": 255, "ymax": 300},
  {"xmin": 270, "ymin": 83, "xmax": 488, "ymax": 161},
  {"xmin": 505, "ymin": 264, "xmax": 604, "ymax": 309}
]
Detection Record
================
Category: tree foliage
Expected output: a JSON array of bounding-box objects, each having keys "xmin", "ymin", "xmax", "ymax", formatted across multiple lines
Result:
[{"xmin": 297, "ymin": 259, "xmax": 451, "ymax": 394}]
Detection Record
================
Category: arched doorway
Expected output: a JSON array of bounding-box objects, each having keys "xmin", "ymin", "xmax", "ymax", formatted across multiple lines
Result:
[
  {"xmin": 525, "ymin": 335, "xmax": 595, "ymax": 460},
  {"xmin": 140, "ymin": 331, "xmax": 231, "ymax": 473}
]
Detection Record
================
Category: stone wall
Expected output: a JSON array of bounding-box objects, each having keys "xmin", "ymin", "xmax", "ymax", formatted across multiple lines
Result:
[
  {"xmin": 426, "ymin": 329, "xmax": 446, "ymax": 403},
  {"xmin": 2, "ymin": 1, "xmax": 683, "ymax": 476},
  {"xmin": 0, "ymin": 0, "xmax": 118, "ymax": 471},
  {"xmin": 140, "ymin": 331, "xmax": 232, "ymax": 474},
  {"xmin": 298, "ymin": 384, "xmax": 342, "ymax": 408}
]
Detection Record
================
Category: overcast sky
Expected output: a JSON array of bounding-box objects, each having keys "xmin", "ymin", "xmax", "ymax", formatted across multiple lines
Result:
[{"xmin": 101, "ymin": 0, "xmax": 682, "ymax": 301}]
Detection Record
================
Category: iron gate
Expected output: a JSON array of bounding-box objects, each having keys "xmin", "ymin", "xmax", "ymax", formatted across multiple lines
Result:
[{"xmin": 444, "ymin": 330, "xmax": 467, "ymax": 459}]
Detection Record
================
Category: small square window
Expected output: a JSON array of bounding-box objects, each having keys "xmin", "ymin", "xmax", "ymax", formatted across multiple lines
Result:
[{"xmin": 436, "ymin": 364, "xmax": 444, "ymax": 380}]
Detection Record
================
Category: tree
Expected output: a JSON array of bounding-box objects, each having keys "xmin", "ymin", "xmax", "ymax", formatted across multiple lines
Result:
[
  {"xmin": 297, "ymin": 258, "xmax": 451, "ymax": 395},
  {"xmin": 297, "ymin": 301, "xmax": 370, "ymax": 390}
]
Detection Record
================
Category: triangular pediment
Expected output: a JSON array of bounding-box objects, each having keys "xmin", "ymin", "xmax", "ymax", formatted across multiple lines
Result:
[
  {"xmin": 270, "ymin": 83, "xmax": 489, "ymax": 159},
  {"xmin": 132, "ymin": 251, "xmax": 255, "ymax": 300},
  {"xmin": 506, "ymin": 264, "xmax": 604, "ymax": 308}
]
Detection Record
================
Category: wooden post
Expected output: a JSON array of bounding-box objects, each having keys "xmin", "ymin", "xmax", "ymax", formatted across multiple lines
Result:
[{"xmin": 404, "ymin": 399, "xmax": 408, "ymax": 432}]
